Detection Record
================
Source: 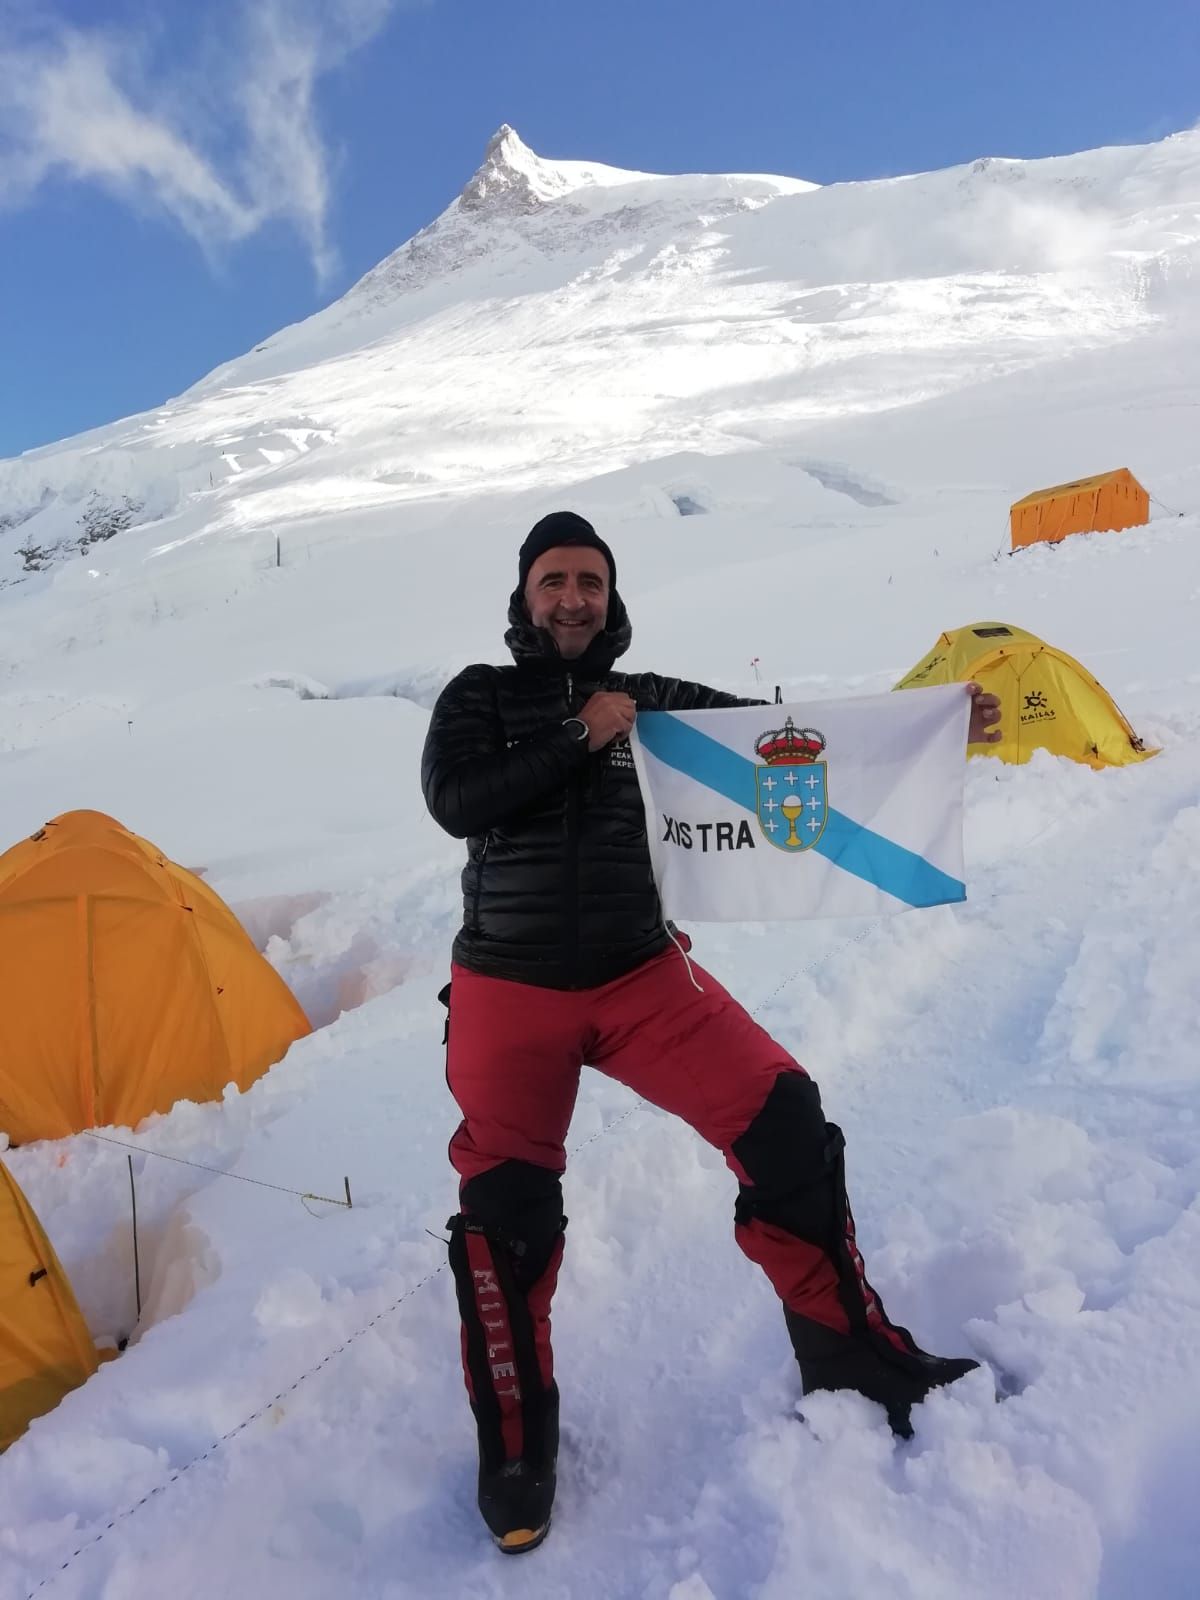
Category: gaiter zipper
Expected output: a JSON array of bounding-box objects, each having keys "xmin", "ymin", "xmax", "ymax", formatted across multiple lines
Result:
[{"xmin": 565, "ymin": 672, "xmax": 581, "ymax": 984}]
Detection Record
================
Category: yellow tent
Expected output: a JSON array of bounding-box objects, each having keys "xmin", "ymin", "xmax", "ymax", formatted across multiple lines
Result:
[
  {"xmin": 1, "ymin": 1162, "xmax": 99, "ymax": 1450},
  {"xmin": 1010, "ymin": 468, "xmax": 1148, "ymax": 552},
  {"xmin": 0, "ymin": 811, "xmax": 311, "ymax": 1146},
  {"xmin": 895, "ymin": 623, "xmax": 1156, "ymax": 768}
]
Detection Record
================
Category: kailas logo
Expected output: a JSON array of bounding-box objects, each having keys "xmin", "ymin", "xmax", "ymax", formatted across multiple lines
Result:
[
  {"xmin": 753, "ymin": 717, "xmax": 828, "ymax": 852},
  {"xmin": 1020, "ymin": 689, "xmax": 1055, "ymax": 725},
  {"xmin": 909, "ymin": 653, "xmax": 945, "ymax": 682}
]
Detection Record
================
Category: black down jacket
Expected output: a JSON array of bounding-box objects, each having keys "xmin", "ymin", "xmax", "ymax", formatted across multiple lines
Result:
[{"xmin": 421, "ymin": 587, "xmax": 763, "ymax": 989}]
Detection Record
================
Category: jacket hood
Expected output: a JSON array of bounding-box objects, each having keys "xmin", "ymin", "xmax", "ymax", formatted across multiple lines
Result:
[{"xmin": 504, "ymin": 585, "xmax": 632, "ymax": 676}]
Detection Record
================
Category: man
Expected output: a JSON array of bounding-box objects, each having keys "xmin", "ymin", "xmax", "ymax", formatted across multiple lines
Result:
[{"xmin": 421, "ymin": 511, "xmax": 1001, "ymax": 1553}]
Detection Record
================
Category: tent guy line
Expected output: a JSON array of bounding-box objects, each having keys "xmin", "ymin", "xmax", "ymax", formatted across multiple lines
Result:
[
  {"xmin": 21, "ymin": 1260, "xmax": 449, "ymax": 1600},
  {"xmin": 81, "ymin": 1130, "xmax": 353, "ymax": 1210}
]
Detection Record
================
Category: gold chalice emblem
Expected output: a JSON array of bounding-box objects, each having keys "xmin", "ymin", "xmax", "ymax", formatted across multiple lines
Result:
[{"xmin": 780, "ymin": 792, "xmax": 805, "ymax": 847}]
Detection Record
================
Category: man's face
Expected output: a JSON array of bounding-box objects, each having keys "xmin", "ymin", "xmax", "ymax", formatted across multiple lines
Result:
[{"xmin": 524, "ymin": 546, "xmax": 610, "ymax": 659}]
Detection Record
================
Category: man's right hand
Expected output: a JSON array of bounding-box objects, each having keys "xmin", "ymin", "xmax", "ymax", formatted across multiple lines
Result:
[{"xmin": 577, "ymin": 691, "xmax": 636, "ymax": 751}]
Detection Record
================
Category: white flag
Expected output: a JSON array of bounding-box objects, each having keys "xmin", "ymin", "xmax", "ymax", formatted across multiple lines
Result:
[{"xmin": 629, "ymin": 686, "xmax": 969, "ymax": 922}]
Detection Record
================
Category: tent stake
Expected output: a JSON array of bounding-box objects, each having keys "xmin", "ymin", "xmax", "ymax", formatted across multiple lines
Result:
[
  {"xmin": 344, "ymin": 1175, "xmax": 353, "ymax": 1209},
  {"xmin": 128, "ymin": 1155, "xmax": 142, "ymax": 1321}
]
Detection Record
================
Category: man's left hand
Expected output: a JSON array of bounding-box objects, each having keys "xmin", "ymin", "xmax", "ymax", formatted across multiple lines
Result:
[{"xmin": 966, "ymin": 682, "xmax": 1002, "ymax": 745}]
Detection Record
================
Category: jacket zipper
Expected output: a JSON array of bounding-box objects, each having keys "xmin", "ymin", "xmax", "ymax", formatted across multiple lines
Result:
[
  {"xmin": 471, "ymin": 832, "xmax": 490, "ymax": 933},
  {"xmin": 564, "ymin": 672, "xmax": 581, "ymax": 985}
]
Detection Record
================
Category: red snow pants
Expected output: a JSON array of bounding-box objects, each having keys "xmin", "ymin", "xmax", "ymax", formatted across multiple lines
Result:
[{"xmin": 445, "ymin": 946, "xmax": 893, "ymax": 1461}]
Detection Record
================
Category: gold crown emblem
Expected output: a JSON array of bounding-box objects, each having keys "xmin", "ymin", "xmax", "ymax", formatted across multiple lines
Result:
[{"xmin": 754, "ymin": 717, "xmax": 826, "ymax": 765}]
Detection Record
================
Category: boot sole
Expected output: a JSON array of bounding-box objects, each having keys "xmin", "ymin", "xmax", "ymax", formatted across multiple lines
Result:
[{"xmin": 493, "ymin": 1518, "xmax": 551, "ymax": 1554}]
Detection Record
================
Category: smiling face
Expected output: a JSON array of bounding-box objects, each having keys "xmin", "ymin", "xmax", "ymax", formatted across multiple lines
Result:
[{"xmin": 523, "ymin": 545, "xmax": 610, "ymax": 659}]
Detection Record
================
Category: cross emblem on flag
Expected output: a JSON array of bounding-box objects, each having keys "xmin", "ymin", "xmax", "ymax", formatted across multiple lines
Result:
[{"xmin": 755, "ymin": 762, "xmax": 827, "ymax": 850}]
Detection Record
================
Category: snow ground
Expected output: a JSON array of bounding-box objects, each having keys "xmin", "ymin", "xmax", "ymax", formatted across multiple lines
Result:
[{"xmin": 1, "ymin": 126, "xmax": 1199, "ymax": 1599}]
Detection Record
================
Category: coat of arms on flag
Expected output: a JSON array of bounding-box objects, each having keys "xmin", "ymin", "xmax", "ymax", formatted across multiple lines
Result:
[
  {"xmin": 754, "ymin": 718, "xmax": 828, "ymax": 851},
  {"xmin": 629, "ymin": 686, "xmax": 970, "ymax": 924}
]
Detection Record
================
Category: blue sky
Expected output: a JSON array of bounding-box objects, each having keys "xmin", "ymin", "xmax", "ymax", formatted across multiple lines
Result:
[{"xmin": 1, "ymin": 0, "xmax": 1197, "ymax": 458}]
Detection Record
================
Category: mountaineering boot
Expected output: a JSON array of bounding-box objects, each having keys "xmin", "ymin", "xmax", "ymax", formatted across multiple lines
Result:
[
  {"xmin": 476, "ymin": 1381, "xmax": 559, "ymax": 1553},
  {"xmin": 785, "ymin": 1313, "xmax": 978, "ymax": 1438},
  {"xmin": 729, "ymin": 1087, "xmax": 980, "ymax": 1438},
  {"xmin": 446, "ymin": 1182, "xmax": 566, "ymax": 1553},
  {"xmin": 777, "ymin": 1120, "xmax": 979, "ymax": 1436},
  {"xmin": 779, "ymin": 1121, "xmax": 979, "ymax": 1436}
]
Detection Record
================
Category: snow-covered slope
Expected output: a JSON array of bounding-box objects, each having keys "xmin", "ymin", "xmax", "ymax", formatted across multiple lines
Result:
[
  {"xmin": 2, "ymin": 125, "xmax": 1200, "ymax": 1600},
  {"xmin": 3, "ymin": 123, "xmax": 1196, "ymax": 587}
]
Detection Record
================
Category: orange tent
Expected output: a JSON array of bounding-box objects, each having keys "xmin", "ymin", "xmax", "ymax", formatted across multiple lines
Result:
[
  {"xmin": 1, "ymin": 1162, "xmax": 100, "ymax": 1450},
  {"xmin": 0, "ymin": 811, "xmax": 311, "ymax": 1145},
  {"xmin": 1009, "ymin": 468, "xmax": 1148, "ymax": 551}
]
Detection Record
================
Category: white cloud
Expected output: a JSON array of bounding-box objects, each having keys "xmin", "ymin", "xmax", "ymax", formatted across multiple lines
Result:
[
  {"xmin": 0, "ymin": 30, "xmax": 256, "ymax": 241},
  {"xmin": 0, "ymin": 2, "xmax": 403, "ymax": 280}
]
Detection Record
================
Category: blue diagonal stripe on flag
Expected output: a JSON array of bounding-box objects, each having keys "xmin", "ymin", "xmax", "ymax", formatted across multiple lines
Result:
[
  {"xmin": 635, "ymin": 710, "xmax": 965, "ymax": 909},
  {"xmin": 637, "ymin": 710, "xmax": 754, "ymax": 810}
]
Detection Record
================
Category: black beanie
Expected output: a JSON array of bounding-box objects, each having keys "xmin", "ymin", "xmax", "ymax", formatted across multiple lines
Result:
[{"xmin": 518, "ymin": 511, "xmax": 617, "ymax": 593}]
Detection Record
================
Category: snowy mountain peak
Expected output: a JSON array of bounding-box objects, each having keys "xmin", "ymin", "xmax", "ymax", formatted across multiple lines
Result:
[
  {"xmin": 2, "ymin": 125, "xmax": 1198, "ymax": 586},
  {"xmin": 456, "ymin": 123, "xmax": 668, "ymax": 212},
  {"xmin": 306, "ymin": 128, "xmax": 810, "ymax": 332},
  {"xmin": 458, "ymin": 124, "xmax": 577, "ymax": 212}
]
